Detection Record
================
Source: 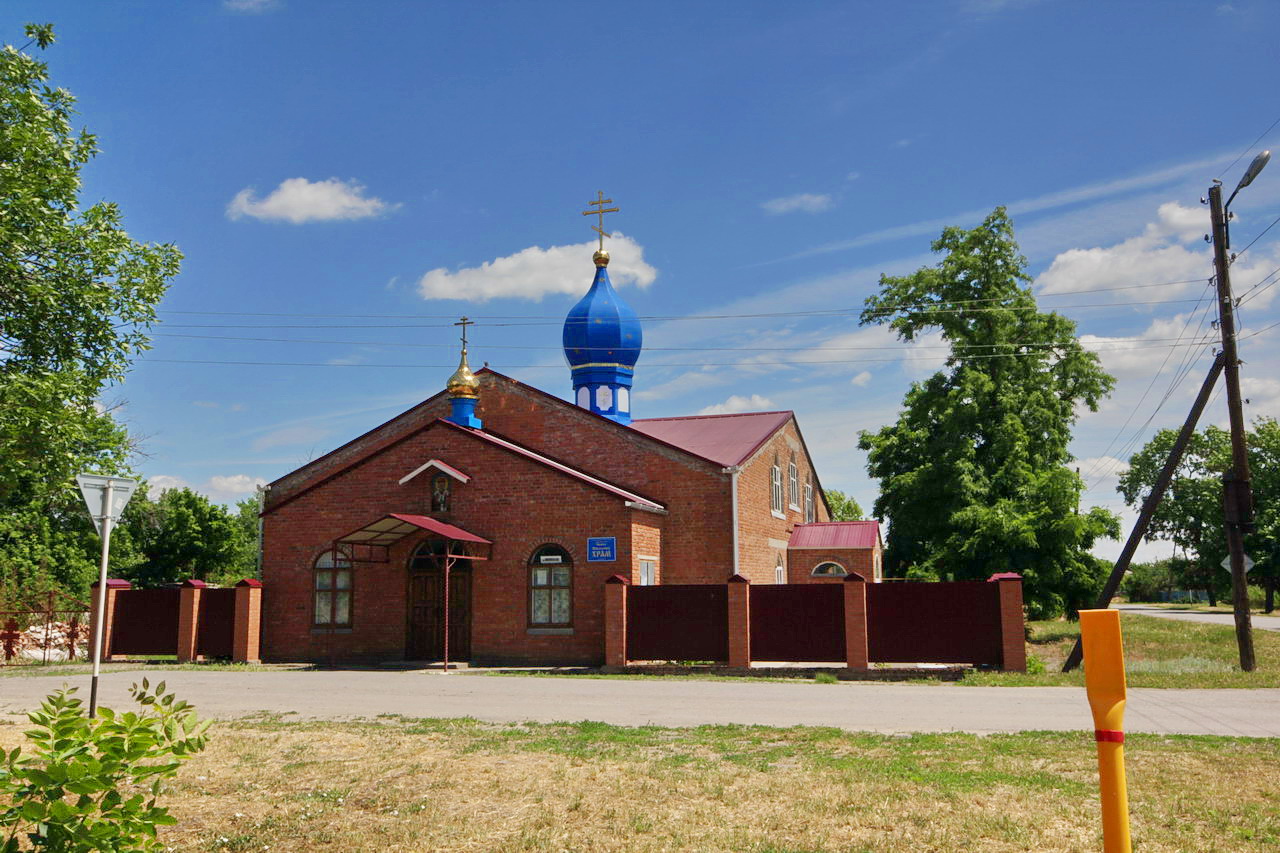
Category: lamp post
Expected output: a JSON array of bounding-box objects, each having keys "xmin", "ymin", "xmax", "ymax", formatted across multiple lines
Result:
[{"xmin": 1207, "ymin": 149, "xmax": 1269, "ymax": 672}]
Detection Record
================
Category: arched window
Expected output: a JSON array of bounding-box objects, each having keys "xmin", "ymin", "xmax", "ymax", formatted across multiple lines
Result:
[
  {"xmin": 788, "ymin": 454, "xmax": 799, "ymax": 510},
  {"xmin": 812, "ymin": 561, "xmax": 848, "ymax": 578},
  {"xmin": 529, "ymin": 544, "xmax": 573, "ymax": 627},
  {"xmin": 775, "ymin": 553, "xmax": 786, "ymax": 584},
  {"xmin": 410, "ymin": 538, "xmax": 450, "ymax": 572},
  {"xmin": 314, "ymin": 549, "xmax": 352, "ymax": 628},
  {"xmin": 770, "ymin": 455, "xmax": 783, "ymax": 514}
]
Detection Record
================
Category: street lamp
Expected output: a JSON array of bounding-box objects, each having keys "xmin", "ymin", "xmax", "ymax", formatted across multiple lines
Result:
[{"xmin": 1207, "ymin": 148, "xmax": 1269, "ymax": 672}]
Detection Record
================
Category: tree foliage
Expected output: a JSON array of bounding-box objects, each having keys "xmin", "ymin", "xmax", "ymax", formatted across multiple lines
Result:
[
  {"xmin": 113, "ymin": 488, "xmax": 261, "ymax": 588},
  {"xmin": 0, "ymin": 24, "xmax": 180, "ymax": 600},
  {"xmin": 1118, "ymin": 417, "xmax": 1279, "ymax": 608},
  {"xmin": 824, "ymin": 489, "xmax": 864, "ymax": 521},
  {"xmin": 857, "ymin": 208, "xmax": 1119, "ymax": 618}
]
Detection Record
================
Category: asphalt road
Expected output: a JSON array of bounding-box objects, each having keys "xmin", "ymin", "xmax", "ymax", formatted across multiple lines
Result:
[
  {"xmin": 2, "ymin": 670, "xmax": 1277, "ymax": 737},
  {"xmin": 1116, "ymin": 603, "xmax": 1280, "ymax": 631}
]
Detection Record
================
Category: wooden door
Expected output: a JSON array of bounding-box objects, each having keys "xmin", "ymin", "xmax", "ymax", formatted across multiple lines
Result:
[{"xmin": 407, "ymin": 569, "xmax": 471, "ymax": 661}]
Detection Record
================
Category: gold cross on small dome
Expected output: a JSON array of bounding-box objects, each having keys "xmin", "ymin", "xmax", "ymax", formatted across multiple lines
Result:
[{"xmin": 582, "ymin": 191, "xmax": 620, "ymax": 254}]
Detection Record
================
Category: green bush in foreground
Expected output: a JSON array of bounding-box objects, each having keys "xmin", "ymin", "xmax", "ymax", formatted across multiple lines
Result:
[{"xmin": 0, "ymin": 680, "xmax": 209, "ymax": 852}]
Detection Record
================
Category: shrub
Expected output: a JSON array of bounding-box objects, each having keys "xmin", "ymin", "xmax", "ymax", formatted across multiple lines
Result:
[{"xmin": 0, "ymin": 680, "xmax": 209, "ymax": 852}]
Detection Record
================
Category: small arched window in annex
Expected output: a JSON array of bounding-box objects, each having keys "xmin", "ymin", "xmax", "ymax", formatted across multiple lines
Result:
[
  {"xmin": 313, "ymin": 548, "xmax": 352, "ymax": 628},
  {"xmin": 811, "ymin": 561, "xmax": 848, "ymax": 578},
  {"xmin": 775, "ymin": 553, "xmax": 786, "ymax": 584},
  {"xmin": 529, "ymin": 544, "xmax": 573, "ymax": 627}
]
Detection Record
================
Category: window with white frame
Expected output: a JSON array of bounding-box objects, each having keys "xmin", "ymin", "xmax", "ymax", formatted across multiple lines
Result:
[
  {"xmin": 638, "ymin": 558, "xmax": 656, "ymax": 586},
  {"xmin": 775, "ymin": 554, "xmax": 786, "ymax": 584},
  {"xmin": 788, "ymin": 455, "xmax": 799, "ymax": 509},
  {"xmin": 874, "ymin": 549, "xmax": 882, "ymax": 581},
  {"xmin": 804, "ymin": 479, "xmax": 814, "ymax": 523},
  {"xmin": 812, "ymin": 561, "xmax": 848, "ymax": 577},
  {"xmin": 313, "ymin": 549, "xmax": 352, "ymax": 628},
  {"xmin": 529, "ymin": 544, "xmax": 573, "ymax": 627},
  {"xmin": 770, "ymin": 455, "xmax": 783, "ymax": 514}
]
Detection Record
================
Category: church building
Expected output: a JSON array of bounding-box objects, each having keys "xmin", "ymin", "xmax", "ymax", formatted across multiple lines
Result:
[{"xmin": 259, "ymin": 201, "xmax": 883, "ymax": 665}]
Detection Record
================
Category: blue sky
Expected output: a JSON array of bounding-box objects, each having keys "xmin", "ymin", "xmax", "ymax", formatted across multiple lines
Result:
[{"xmin": 16, "ymin": 0, "xmax": 1280, "ymax": 561}]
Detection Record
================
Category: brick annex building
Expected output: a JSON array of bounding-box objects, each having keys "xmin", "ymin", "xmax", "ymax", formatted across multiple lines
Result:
[{"xmin": 260, "ymin": 241, "xmax": 883, "ymax": 666}]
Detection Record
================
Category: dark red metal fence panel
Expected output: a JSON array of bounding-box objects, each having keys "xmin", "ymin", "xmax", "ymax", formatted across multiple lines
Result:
[
  {"xmin": 109, "ymin": 589, "xmax": 180, "ymax": 656},
  {"xmin": 749, "ymin": 584, "xmax": 845, "ymax": 662},
  {"xmin": 867, "ymin": 581, "xmax": 1002, "ymax": 665},
  {"xmin": 197, "ymin": 589, "xmax": 237, "ymax": 659},
  {"xmin": 627, "ymin": 585, "xmax": 728, "ymax": 662}
]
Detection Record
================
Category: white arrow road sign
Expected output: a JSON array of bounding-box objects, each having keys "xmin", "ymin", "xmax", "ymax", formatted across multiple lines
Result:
[
  {"xmin": 1220, "ymin": 554, "xmax": 1255, "ymax": 574},
  {"xmin": 76, "ymin": 474, "xmax": 138, "ymax": 534}
]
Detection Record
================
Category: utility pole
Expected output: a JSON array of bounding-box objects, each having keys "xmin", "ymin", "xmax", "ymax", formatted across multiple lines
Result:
[{"xmin": 1208, "ymin": 176, "xmax": 1257, "ymax": 672}]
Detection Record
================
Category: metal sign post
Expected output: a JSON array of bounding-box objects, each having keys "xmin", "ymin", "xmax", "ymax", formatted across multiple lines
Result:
[{"xmin": 75, "ymin": 474, "xmax": 138, "ymax": 717}]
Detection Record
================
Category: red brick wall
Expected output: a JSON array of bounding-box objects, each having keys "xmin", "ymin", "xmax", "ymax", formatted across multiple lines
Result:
[
  {"xmin": 786, "ymin": 548, "xmax": 875, "ymax": 583},
  {"xmin": 735, "ymin": 419, "xmax": 831, "ymax": 583},
  {"xmin": 262, "ymin": 421, "xmax": 648, "ymax": 666},
  {"xmin": 630, "ymin": 519, "xmax": 662, "ymax": 585},
  {"xmin": 266, "ymin": 373, "xmax": 736, "ymax": 586}
]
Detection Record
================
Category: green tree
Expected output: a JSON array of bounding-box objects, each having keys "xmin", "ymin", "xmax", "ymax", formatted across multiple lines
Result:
[
  {"xmin": 115, "ymin": 488, "xmax": 249, "ymax": 587},
  {"xmin": 857, "ymin": 208, "xmax": 1119, "ymax": 618},
  {"xmin": 824, "ymin": 489, "xmax": 864, "ymax": 521},
  {"xmin": 0, "ymin": 24, "xmax": 180, "ymax": 600},
  {"xmin": 1119, "ymin": 417, "xmax": 1280, "ymax": 610}
]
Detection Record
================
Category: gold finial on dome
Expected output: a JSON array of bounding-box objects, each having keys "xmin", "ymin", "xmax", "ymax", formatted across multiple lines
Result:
[
  {"xmin": 582, "ymin": 190, "xmax": 620, "ymax": 255},
  {"xmin": 446, "ymin": 317, "xmax": 479, "ymax": 399}
]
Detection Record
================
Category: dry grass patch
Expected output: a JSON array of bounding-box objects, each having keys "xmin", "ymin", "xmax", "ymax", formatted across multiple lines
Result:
[{"xmin": 3, "ymin": 715, "xmax": 1273, "ymax": 851}]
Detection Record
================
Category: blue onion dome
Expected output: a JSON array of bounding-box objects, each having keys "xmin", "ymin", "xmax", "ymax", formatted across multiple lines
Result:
[{"xmin": 562, "ymin": 250, "xmax": 643, "ymax": 371}]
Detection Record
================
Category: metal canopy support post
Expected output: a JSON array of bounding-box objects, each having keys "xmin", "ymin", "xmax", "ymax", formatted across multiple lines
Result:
[{"xmin": 1063, "ymin": 354, "xmax": 1225, "ymax": 673}]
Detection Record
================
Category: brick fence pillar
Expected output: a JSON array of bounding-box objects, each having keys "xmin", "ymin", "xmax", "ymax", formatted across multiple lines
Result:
[
  {"xmin": 177, "ymin": 579, "xmax": 206, "ymax": 663},
  {"xmin": 843, "ymin": 573, "xmax": 869, "ymax": 670},
  {"xmin": 233, "ymin": 579, "xmax": 263, "ymax": 663},
  {"xmin": 727, "ymin": 574, "xmax": 751, "ymax": 668},
  {"xmin": 988, "ymin": 572, "xmax": 1026, "ymax": 672},
  {"xmin": 89, "ymin": 579, "xmax": 130, "ymax": 662},
  {"xmin": 604, "ymin": 574, "xmax": 630, "ymax": 667}
]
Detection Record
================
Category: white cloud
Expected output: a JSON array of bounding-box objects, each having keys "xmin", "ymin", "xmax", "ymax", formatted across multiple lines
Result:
[
  {"xmin": 846, "ymin": 172, "xmax": 861, "ymax": 182},
  {"xmin": 224, "ymin": 0, "xmax": 279, "ymax": 13},
  {"xmin": 227, "ymin": 177, "xmax": 393, "ymax": 224},
  {"xmin": 418, "ymin": 233, "xmax": 656, "ymax": 302},
  {"xmin": 252, "ymin": 424, "xmax": 332, "ymax": 452},
  {"xmin": 147, "ymin": 475, "xmax": 190, "ymax": 498},
  {"xmin": 850, "ymin": 371, "xmax": 872, "ymax": 387},
  {"xmin": 698, "ymin": 394, "xmax": 775, "ymax": 415},
  {"xmin": 1036, "ymin": 202, "xmax": 1211, "ymax": 297},
  {"xmin": 760, "ymin": 193, "xmax": 834, "ymax": 215},
  {"xmin": 207, "ymin": 474, "xmax": 267, "ymax": 500},
  {"xmin": 192, "ymin": 400, "xmax": 219, "ymax": 409}
]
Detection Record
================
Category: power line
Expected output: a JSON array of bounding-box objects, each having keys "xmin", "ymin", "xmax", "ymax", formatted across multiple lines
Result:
[
  {"xmin": 1217, "ymin": 114, "xmax": 1280, "ymax": 180},
  {"xmin": 1231, "ymin": 209, "xmax": 1280, "ymax": 260}
]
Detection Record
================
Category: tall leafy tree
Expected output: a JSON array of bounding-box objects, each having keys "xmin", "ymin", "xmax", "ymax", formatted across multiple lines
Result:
[
  {"xmin": 824, "ymin": 489, "xmax": 864, "ymax": 521},
  {"xmin": 115, "ymin": 488, "xmax": 252, "ymax": 587},
  {"xmin": 0, "ymin": 24, "xmax": 180, "ymax": 597},
  {"xmin": 858, "ymin": 208, "xmax": 1118, "ymax": 618},
  {"xmin": 1119, "ymin": 417, "xmax": 1279, "ymax": 610}
]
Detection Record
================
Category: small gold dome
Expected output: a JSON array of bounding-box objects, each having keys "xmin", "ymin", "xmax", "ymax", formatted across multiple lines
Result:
[
  {"xmin": 446, "ymin": 348, "xmax": 480, "ymax": 399},
  {"xmin": 593, "ymin": 249, "xmax": 610, "ymax": 267}
]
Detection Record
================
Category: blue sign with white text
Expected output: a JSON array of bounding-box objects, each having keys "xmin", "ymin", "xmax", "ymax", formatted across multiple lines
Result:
[{"xmin": 587, "ymin": 537, "xmax": 617, "ymax": 562}]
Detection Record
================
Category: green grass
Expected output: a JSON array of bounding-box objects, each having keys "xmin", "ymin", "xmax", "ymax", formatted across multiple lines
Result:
[{"xmin": 0, "ymin": 660, "xmax": 310, "ymax": 678}]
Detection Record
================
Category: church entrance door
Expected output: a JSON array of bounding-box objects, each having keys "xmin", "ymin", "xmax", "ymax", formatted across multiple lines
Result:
[{"xmin": 407, "ymin": 540, "xmax": 471, "ymax": 662}]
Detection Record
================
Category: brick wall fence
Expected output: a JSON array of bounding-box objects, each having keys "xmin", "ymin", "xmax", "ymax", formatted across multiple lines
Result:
[
  {"xmin": 90, "ymin": 578, "xmax": 262, "ymax": 663},
  {"xmin": 607, "ymin": 573, "xmax": 1026, "ymax": 672}
]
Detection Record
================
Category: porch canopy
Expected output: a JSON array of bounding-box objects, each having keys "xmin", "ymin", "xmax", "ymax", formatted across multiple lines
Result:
[{"xmin": 334, "ymin": 513, "xmax": 492, "ymax": 564}]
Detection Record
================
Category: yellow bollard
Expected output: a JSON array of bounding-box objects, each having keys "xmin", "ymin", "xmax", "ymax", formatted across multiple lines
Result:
[{"xmin": 1079, "ymin": 608, "xmax": 1132, "ymax": 853}]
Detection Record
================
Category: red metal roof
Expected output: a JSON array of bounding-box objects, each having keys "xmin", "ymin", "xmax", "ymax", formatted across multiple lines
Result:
[
  {"xmin": 336, "ymin": 513, "xmax": 492, "ymax": 547},
  {"xmin": 629, "ymin": 411, "xmax": 793, "ymax": 467},
  {"xmin": 788, "ymin": 521, "xmax": 880, "ymax": 550}
]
